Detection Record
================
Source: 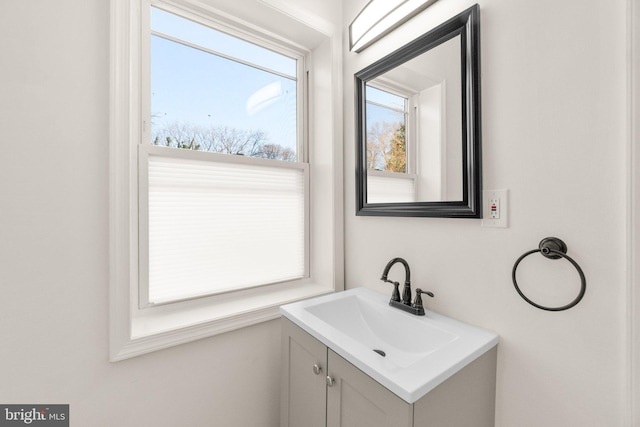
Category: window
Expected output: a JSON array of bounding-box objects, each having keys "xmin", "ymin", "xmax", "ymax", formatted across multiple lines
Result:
[
  {"xmin": 110, "ymin": 0, "xmax": 342, "ymax": 360},
  {"xmin": 141, "ymin": 6, "xmax": 307, "ymax": 305},
  {"xmin": 149, "ymin": 7, "xmax": 300, "ymax": 158},
  {"xmin": 365, "ymin": 85, "xmax": 408, "ymax": 173},
  {"xmin": 365, "ymin": 84, "xmax": 417, "ymax": 203}
]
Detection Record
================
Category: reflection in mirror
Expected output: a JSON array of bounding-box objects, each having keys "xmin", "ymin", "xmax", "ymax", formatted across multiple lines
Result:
[
  {"xmin": 365, "ymin": 35, "xmax": 462, "ymax": 203},
  {"xmin": 355, "ymin": 5, "xmax": 481, "ymax": 218}
]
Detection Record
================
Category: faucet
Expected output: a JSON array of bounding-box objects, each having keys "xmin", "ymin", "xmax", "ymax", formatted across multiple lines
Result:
[
  {"xmin": 380, "ymin": 257, "xmax": 412, "ymax": 305},
  {"xmin": 380, "ymin": 257, "xmax": 433, "ymax": 315}
]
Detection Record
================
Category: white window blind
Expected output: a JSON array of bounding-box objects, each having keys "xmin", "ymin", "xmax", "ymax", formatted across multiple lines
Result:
[
  {"xmin": 367, "ymin": 172, "xmax": 417, "ymax": 203},
  {"xmin": 144, "ymin": 152, "xmax": 308, "ymax": 305}
]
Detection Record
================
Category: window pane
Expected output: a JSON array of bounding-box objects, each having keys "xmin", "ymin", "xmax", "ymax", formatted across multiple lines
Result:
[
  {"xmin": 150, "ymin": 8, "xmax": 298, "ymax": 161},
  {"xmin": 151, "ymin": 7, "xmax": 296, "ymax": 77},
  {"xmin": 365, "ymin": 100, "xmax": 407, "ymax": 173},
  {"xmin": 147, "ymin": 155, "xmax": 306, "ymax": 304},
  {"xmin": 366, "ymin": 86, "xmax": 406, "ymax": 111}
]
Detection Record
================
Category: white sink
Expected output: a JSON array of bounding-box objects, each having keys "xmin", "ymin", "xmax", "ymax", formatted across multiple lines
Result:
[{"xmin": 280, "ymin": 287, "xmax": 499, "ymax": 403}]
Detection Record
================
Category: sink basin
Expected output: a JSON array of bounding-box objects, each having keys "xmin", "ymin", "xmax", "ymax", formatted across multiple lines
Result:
[
  {"xmin": 280, "ymin": 287, "xmax": 498, "ymax": 403},
  {"xmin": 305, "ymin": 293, "xmax": 457, "ymax": 368}
]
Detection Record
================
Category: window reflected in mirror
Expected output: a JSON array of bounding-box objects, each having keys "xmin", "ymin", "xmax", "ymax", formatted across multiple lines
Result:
[{"xmin": 365, "ymin": 86, "xmax": 414, "ymax": 203}]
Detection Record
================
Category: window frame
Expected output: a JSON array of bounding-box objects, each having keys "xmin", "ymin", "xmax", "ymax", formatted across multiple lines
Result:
[
  {"xmin": 109, "ymin": 0, "xmax": 343, "ymax": 361},
  {"xmin": 365, "ymin": 80, "xmax": 418, "ymax": 201},
  {"xmin": 143, "ymin": 3, "xmax": 307, "ymax": 162},
  {"xmin": 365, "ymin": 80, "xmax": 415, "ymax": 173},
  {"xmin": 139, "ymin": 2, "xmax": 309, "ymax": 307}
]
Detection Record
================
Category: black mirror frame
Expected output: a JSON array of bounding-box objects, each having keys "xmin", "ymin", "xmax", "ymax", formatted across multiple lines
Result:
[{"xmin": 355, "ymin": 4, "xmax": 481, "ymax": 218}]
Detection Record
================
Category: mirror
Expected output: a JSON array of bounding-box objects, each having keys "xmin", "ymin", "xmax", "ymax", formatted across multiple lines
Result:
[{"xmin": 355, "ymin": 5, "xmax": 481, "ymax": 218}]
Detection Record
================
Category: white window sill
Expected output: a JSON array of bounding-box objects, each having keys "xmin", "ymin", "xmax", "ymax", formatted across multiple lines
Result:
[{"xmin": 111, "ymin": 281, "xmax": 334, "ymax": 361}]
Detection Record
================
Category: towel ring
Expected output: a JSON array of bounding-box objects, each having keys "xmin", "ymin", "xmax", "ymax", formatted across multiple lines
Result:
[{"xmin": 512, "ymin": 237, "xmax": 586, "ymax": 311}]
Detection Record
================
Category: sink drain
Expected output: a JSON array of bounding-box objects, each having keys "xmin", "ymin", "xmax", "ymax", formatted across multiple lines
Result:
[{"xmin": 373, "ymin": 349, "xmax": 386, "ymax": 357}]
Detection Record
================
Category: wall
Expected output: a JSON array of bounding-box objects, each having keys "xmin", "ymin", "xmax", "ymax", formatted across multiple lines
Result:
[
  {"xmin": 0, "ymin": 0, "xmax": 339, "ymax": 426},
  {"xmin": 343, "ymin": 0, "xmax": 628, "ymax": 426},
  {"xmin": 0, "ymin": 0, "xmax": 630, "ymax": 425}
]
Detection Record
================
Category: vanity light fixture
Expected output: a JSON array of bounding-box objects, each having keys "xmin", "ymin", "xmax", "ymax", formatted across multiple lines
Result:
[{"xmin": 349, "ymin": 0, "xmax": 439, "ymax": 52}]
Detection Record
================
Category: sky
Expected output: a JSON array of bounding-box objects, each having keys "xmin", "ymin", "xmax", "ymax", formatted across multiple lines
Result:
[
  {"xmin": 366, "ymin": 86, "xmax": 406, "ymax": 132},
  {"xmin": 150, "ymin": 7, "xmax": 298, "ymax": 153}
]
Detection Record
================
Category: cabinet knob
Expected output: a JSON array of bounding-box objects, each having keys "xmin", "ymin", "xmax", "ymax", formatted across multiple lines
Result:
[
  {"xmin": 312, "ymin": 364, "xmax": 322, "ymax": 375},
  {"xmin": 326, "ymin": 376, "xmax": 335, "ymax": 387}
]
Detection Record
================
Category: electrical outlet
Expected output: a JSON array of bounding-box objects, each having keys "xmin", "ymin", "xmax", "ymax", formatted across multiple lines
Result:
[
  {"xmin": 482, "ymin": 189, "xmax": 508, "ymax": 228},
  {"xmin": 489, "ymin": 198, "xmax": 500, "ymax": 219}
]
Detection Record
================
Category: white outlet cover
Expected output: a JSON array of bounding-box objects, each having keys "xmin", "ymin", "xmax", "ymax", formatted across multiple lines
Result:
[{"xmin": 481, "ymin": 189, "xmax": 508, "ymax": 228}]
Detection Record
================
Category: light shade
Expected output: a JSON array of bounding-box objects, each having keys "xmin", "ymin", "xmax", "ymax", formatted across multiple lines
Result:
[
  {"xmin": 367, "ymin": 172, "xmax": 417, "ymax": 203},
  {"xmin": 145, "ymin": 153, "xmax": 308, "ymax": 304},
  {"xmin": 349, "ymin": 0, "xmax": 439, "ymax": 52}
]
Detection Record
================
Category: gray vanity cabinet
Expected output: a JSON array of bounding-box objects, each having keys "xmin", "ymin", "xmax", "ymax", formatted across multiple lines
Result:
[
  {"xmin": 280, "ymin": 317, "xmax": 327, "ymax": 427},
  {"xmin": 326, "ymin": 349, "xmax": 412, "ymax": 427},
  {"xmin": 280, "ymin": 317, "xmax": 497, "ymax": 427},
  {"xmin": 281, "ymin": 318, "xmax": 411, "ymax": 427}
]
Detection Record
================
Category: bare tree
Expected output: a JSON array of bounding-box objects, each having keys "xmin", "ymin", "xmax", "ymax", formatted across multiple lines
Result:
[
  {"xmin": 151, "ymin": 121, "xmax": 295, "ymax": 161},
  {"xmin": 261, "ymin": 144, "xmax": 296, "ymax": 161},
  {"xmin": 367, "ymin": 121, "xmax": 404, "ymax": 171}
]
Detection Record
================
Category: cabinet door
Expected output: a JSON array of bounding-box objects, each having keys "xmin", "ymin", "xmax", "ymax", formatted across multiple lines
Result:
[
  {"xmin": 281, "ymin": 318, "xmax": 328, "ymax": 427},
  {"xmin": 326, "ymin": 350, "xmax": 412, "ymax": 427},
  {"xmin": 413, "ymin": 347, "xmax": 497, "ymax": 427}
]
